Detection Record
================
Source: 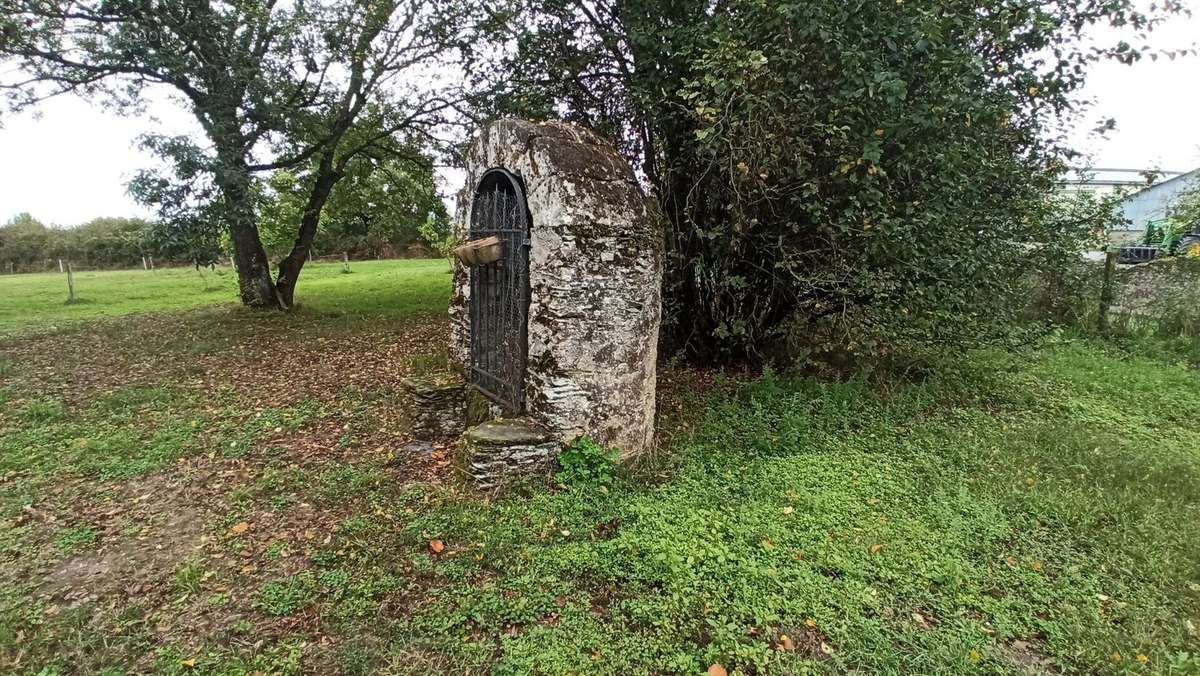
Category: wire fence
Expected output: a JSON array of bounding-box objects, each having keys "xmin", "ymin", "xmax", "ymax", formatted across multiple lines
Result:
[{"xmin": 0, "ymin": 249, "xmax": 433, "ymax": 276}]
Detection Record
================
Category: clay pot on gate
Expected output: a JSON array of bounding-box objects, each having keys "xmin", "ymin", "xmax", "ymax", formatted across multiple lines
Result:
[{"xmin": 453, "ymin": 236, "xmax": 503, "ymax": 266}]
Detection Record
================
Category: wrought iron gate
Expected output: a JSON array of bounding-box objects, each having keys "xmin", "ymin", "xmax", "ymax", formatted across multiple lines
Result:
[{"xmin": 468, "ymin": 168, "xmax": 531, "ymax": 413}]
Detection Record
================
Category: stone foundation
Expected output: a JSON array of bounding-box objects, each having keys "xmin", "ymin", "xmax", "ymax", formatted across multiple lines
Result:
[
  {"xmin": 455, "ymin": 419, "xmax": 561, "ymax": 491},
  {"xmin": 402, "ymin": 377, "xmax": 466, "ymax": 440}
]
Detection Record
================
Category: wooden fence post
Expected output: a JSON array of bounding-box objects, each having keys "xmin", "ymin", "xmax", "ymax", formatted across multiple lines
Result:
[
  {"xmin": 58, "ymin": 259, "xmax": 64, "ymax": 273},
  {"xmin": 1097, "ymin": 246, "xmax": 1118, "ymax": 333},
  {"xmin": 66, "ymin": 262, "xmax": 76, "ymax": 304},
  {"xmin": 148, "ymin": 255, "xmax": 155, "ymax": 271}
]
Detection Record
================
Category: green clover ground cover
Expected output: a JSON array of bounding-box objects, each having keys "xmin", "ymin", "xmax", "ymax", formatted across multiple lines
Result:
[
  {"xmin": 6, "ymin": 338, "xmax": 1200, "ymax": 675},
  {"xmin": 356, "ymin": 342, "xmax": 1198, "ymax": 675}
]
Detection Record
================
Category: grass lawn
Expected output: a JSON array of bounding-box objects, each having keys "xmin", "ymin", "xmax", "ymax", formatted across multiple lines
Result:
[
  {"xmin": 0, "ymin": 261, "xmax": 1198, "ymax": 675},
  {"xmin": 0, "ymin": 259, "xmax": 452, "ymax": 335}
]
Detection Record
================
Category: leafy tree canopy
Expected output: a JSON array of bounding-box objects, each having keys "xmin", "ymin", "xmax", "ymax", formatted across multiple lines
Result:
[
  {"xmin": 467, "ymin": 0, "xmax": 1189, "ymax": 362},
  {"xmin": 259, "ymin": 149, "xmax": 450, "ymax": 259},
  {"xmin": 2, "ymin": 0, "xmax": 465, "ymax": 307}
]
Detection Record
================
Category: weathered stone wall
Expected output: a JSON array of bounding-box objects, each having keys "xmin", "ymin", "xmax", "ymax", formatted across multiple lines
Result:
[
  {"xmin": 1111, "ymin": 256, "xmax": 1200, "ymax": 333},
  {"xmin": 401, "ymin": 378, "xmax": 466, "ymax": 440},
  {"xmin": 449, "ymin": 119, "xmax": 663, "ymax": 455}
]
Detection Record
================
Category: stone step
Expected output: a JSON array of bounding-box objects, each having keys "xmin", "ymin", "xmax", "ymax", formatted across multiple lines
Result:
[
  {"xmin": 456, "ymin": 419, "xmax": 562, "ymax": 491},
  {"xmin": 402, "ymin": 377, "xmax": 466, "ymax": 440}
]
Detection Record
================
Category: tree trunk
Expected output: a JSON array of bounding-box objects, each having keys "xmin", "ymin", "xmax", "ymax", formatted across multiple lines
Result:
[
  {"xmin": 217, "ymin": 160, "xmax": 280, "ymax": 308},
  {"xmin": 274, "ymin": 152, "xmax": 340, "ymax": 308}
]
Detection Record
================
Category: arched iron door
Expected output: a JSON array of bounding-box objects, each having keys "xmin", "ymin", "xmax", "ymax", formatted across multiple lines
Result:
[{"xmin": 469, "ymin": 168, "xmax": 531, "ymax": 414}]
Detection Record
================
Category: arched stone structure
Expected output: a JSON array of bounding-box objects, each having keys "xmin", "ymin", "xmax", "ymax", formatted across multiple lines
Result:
[{"xmin": 449, "ymin": 119, "xmax": 663, "ymax": 455}]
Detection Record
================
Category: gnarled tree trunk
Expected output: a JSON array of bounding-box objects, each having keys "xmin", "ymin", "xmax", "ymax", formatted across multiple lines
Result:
[{"xmin": 216, "ymin": 157, "xmax": 280, "ymax": 308}]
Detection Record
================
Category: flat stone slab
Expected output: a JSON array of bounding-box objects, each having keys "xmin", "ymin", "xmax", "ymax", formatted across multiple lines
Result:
[
  {"xmin": 463, "ymin": 419, "xmax": 553, "ymax": 447},
  {"xmin": 394, "ymin": 440, "xmax": 434, "ymax": 460}
]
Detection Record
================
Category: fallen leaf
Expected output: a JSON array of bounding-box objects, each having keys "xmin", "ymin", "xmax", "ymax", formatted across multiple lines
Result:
[
  {"xmin": 778, "ymin": 634, "xmax": 795, "ymax": 651},
  {"xmin": 180, "ymin": 658, "xmax": 196, "ymax": 668},
  {"xmin": 805, "ymin": 618, "xmax": 817, "ymax": 628},
  {"xmin": 428, "ymin": 539, "xmax": 445, "ymax": 554},
  {"xmin": 1111, "ymin": 651, "xmax": 1122, "ymax": 663},
  {"xmin": 781, "ymin": 506, "xmax": 794, "ymax": 515},
  {"xmin": 969, "ymin": 649, "xmax": 981, "ymax": 663},
  {"xmin": 707, "ymin": 665, "xmax": 727, "ymax": 676},
  {"xmin": 868, "ymin": 544, "xmax": 883, "ymax": 554},
  {"xmin": 230, "ymin": 522, "xmax": 250, "ymax": 535},
  {"xmin": 1136, "ymin": 654, "xmax": 1149, "ymax": 663},
  {"xmin": 820, "ymin": 642, "xmax": 834, "ymax": 655}
]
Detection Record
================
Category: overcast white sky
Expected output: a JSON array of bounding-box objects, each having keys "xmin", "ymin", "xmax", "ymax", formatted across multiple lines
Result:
[{"xmin": 1, "ymin": 8, "xmax": 1197, "ymax": 227}]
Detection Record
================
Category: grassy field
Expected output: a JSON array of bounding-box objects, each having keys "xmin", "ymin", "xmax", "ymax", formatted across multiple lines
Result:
[
  {"xmin": 1, "ymin": 261, "xmax": 1198, "ymax": 675},
  {"xmin": 0, "ymin": 259, "xmax": 452, "ymax": 335}
]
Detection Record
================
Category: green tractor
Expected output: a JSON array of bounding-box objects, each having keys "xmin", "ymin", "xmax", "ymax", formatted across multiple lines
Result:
[{"xmin": 1118, "ymin": 217, "xmax": 1200, "ymax": 264}]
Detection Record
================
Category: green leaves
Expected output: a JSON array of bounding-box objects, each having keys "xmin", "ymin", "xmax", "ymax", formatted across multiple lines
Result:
[{"xmin": 556, "ymin": 438, "xmax": 619, "ymax": 489}]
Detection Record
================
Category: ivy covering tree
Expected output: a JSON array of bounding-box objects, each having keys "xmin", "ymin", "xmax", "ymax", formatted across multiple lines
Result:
[{"xmin": 467, "ymin": 0, "xmax": 1186, "ymax": 362}]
